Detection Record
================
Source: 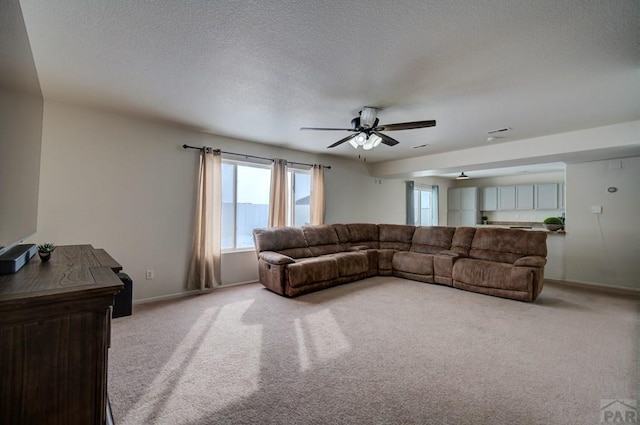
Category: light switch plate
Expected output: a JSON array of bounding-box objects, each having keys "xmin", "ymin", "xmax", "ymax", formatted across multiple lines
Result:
[{"xmin": 591, "ymin": 205, "xmax": 602, "ymax": 214}]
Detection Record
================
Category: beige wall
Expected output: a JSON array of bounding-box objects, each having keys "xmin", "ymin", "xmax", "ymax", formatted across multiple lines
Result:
[
  {"xmin": 30, "ymin": 100, "xmax": 407, "ymax": 302},
  {"xmin": 564, "ymin": 157, "xmax": 640, "ymax": 290}
]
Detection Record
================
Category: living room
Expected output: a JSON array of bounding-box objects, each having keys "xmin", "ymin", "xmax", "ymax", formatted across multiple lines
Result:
[
  {"xmin": 2, "ymin": 0, "xmax": 637, "ymax": 302},
  {"xmin": 1, "ymin": 1, "xmax": 638, "ymax": 424}
]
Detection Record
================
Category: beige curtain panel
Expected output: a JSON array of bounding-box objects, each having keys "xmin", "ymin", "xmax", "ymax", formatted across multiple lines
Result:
[
  {"xmin": 187, "ymin": 148, "xmax": 222, "ymax": 290},
  {"xmin": 268, "ymin": 158, "xmax": 288, "ymax": 227},
  {"xmin": 310, "ymin": 164, "xmax": 325, "ymax": 225}
]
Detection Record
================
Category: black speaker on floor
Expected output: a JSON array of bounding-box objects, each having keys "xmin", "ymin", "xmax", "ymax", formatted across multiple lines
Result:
[{"xmin": 113, "ymin": 272, "xmax": 132, "ymax": 318}]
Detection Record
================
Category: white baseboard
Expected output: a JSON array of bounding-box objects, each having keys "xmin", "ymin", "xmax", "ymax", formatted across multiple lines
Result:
[
  {"xmin": 133, "ymin": 280, "xmax": 259, "ymax": 305},
  {"xmin": 545, "ymin": 278, "xmax": 640, "ymax": 294}
]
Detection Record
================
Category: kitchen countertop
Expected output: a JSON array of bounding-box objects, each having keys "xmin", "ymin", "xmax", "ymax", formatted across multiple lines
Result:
[{"xmin": 476, "ymin": 223, "xmax": 566, "ymax": 235}]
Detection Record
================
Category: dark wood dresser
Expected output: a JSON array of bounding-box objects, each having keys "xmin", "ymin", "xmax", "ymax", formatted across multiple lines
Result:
[{"xmin": 0, "ymin": 245, "xmax": 123, "ymax": 425}]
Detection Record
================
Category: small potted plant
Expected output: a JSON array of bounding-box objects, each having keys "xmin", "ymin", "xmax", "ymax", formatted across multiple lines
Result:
[
  {"xmin": 543, "ymin": 217, "xmax": 564, "ymax": 231},
  {"xmin": 37, "ymin": 243, "xmax": 56, "ymax": 262},
  {"xmin": 481, "ymin": 216, "xmax": 489, "ymax": 225}
]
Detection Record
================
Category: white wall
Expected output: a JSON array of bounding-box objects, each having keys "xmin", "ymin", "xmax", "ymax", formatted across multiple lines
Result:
[
  {"xmin": 30, "ymin": 100, "xmax": 407, "ymax": 302},
  {"xmin": 564, "ymin": 157, "xmax": 640, "ymax": 290}
]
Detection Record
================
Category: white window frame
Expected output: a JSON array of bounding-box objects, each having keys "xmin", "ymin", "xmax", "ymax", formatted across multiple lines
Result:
[{"xmin": 221, "ymin": 159, "xmax": 271, "ymax": 251}]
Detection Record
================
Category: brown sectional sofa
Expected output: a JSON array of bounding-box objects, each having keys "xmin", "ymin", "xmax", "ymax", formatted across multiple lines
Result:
[{"xmin": 253, "ymin": 224, "xmax": 547, "ymax": 302}]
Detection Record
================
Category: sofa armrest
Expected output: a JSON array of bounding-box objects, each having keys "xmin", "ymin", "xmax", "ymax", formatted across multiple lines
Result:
[
  {"xmin": 259, "ymin": 251, "xmax": 296, "ymax": 265},
  {"xmin": 514, "ymin": 256, "xmax": 547, "ymax": 267}
]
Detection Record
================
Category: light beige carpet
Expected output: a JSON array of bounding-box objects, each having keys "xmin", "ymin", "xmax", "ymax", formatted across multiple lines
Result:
[{"xmin": 108, "ymin": 277, "xmax": 638, "ymax": 425}]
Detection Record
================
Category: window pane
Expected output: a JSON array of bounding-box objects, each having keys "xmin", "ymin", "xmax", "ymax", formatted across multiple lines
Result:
[
  {"xmin": 221, "ymin": 163, "xmax": 235, "ymax": 249},
  {"xmin": 420, "ymin": 190, "xmax": 431, "ymax": 226},
  {"xmin": 293, "ymin": 172, "xmax": 311, "ymax": 226},
  {"xmin": 236, "ymin": 165, "xmax": 270, "ymax": 248},
  {"xmin": 413, "ymin": 190, "xmax": 420, "ymax": 226}
]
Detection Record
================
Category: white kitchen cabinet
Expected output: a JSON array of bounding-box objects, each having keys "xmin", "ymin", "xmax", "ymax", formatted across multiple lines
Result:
[
  {"xmin": 460, "ymin": 210, "xmax": 478, "ymax": 226},
  {"xmin": 448, "ymin": 187, "xmax": 461, "ymax": 211},
  {"xmin": 460, "ymin": 187, "xmax": 478, "ymax": 210},
  {"xmin": 558, "ymin": 183, "xmax": 565, "ymax": 209},
  {"xmin": 516, "ymin": 185, "xmax": 534, "ymax": 210},
  {"xmin": 447, "ymin": 211, "xmax": 460, "ymax": 227},
  {"xmin": 535, "ymin": 183, "xmax": 559, "ymax": 209},
  {"xmin": 481, "ymin": 187, "xmax": 498, "ymax": 211},
  {"xmin": 447, "ymin": 187, "xmax": 479, "ymax": 226},
  {"xmin": 498, "ymin": 186, "xmax": 516, "ymax": 210}
]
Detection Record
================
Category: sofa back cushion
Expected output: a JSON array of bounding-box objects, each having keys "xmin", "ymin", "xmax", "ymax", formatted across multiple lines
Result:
[
  {"xmin": 252, "ymin": 227, "xmax": 312, "ymax": 259},
  {"xmin": 379, "ymin": 224, "xmax": 416, "ymax": 250},
  {"xmin": 332, "ymin": 224, "xmax": 352, "ymax": 250},
  {"xmin": 346, "ymin": 223, "xmax": 380, "ymax": 249},
  {"xmin": 302, "ymin": 225, "xmax": 344, "ymax": 256},
  {"xmin": 469, "ymin": 228, "xmax": 547, "ymax": 264},
  {"xmin": 450, "ymin": 227, "xmax": 477, "ymax": 256},
  {"xmin": 410, "ymin": 226, "xmax": 456, "ymax": 254}
]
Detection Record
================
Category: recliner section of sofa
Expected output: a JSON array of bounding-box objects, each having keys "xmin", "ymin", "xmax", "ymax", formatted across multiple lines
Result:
[
  {"xmin": 253, "ymin": 224, "xmax": 547, "ymax": 302},
  {"xmin": 451, "ymin": 227, "xmax": 547, "ymax": 302},
  {"xmin": 393, "ymin": 226, "xmax": 457, "ymax": 284}
]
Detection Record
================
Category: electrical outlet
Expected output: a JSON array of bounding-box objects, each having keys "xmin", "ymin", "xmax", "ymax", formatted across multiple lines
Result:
[{"xmin": 145, "ymin": 270, "xmax": 154, "ymax": 280}]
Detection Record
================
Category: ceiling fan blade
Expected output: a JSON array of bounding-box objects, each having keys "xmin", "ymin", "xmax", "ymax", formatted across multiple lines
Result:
[
  {"xmin": 373, "ymin": 131, "xmax": 399, "ymax": 146},
  {"xmin": 327, "ymin": 133, "xmax": 358, "ymax": 148},
  {"xmin": 376, "ymin": 120, "xmax": 436, "ymax": 131},
  {"xmin": 301, "ymin": 127, "xmax": 357, "ymax": 131}
]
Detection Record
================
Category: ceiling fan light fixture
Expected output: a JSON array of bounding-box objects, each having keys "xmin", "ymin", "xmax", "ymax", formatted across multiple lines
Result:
[
  {"xmin": 303, "ymin": 107, "xmax": 436, "ymax": 150},
  {"xmin": 369, "ymin": 134, "xmax": 383, "ymax": 149},
  {"xmin": 363, "ymin": 135, "xmax": 379, "ymax": 150},
  {"xmin": 360, "ymin": 107, "xmax": 378, "ymax": 128},
  {"xmin": 457, "ymin": 172, "xmax": 470, "ymax": 180}
]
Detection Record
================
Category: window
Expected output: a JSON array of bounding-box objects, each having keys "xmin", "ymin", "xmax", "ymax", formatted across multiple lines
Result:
[
  {"xmin": 222, "ymin": 161, "xmax": 271, "ymax": 250},
  {"xmin": 413, "ymin": 185, "xmax": 439, "ymax": 226},
  {"xmin": 221, "ymin": 161, "xmax": 312, "ymax": 250},
  {"xmin": 288, "ymin": 170, "xmax": 311, "ymax": 226}
]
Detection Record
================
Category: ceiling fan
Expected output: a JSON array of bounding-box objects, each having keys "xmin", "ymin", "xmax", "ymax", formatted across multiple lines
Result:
[{"xmin": 300, "ymin": 107, "xmax": 436, "ymax": 150}]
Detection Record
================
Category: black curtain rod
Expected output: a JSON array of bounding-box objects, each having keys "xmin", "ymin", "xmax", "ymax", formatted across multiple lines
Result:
[{"xmin": 182, "ymin": 144, "xmax": 331, "ymax": 169}]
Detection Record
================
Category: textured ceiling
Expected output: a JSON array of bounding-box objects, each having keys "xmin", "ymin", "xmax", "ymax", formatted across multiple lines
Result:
[{"xmin": 18, "ymin": 0, "xmax": 640, "ymax": 171}]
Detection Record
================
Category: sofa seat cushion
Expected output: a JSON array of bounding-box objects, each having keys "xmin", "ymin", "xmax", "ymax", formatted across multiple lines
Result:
[
  {"xmin": 453, "ymin": 258, "xmax": 531, "ymax": 291},
  {"xmin": 392, "ymin": 251, "xmax": 434, "ymax": 276},
  {"xmin": 287, "ymin": 257, "xmax": 338, "ymax": 288},
  {"xmin": 329, "ymin": 251, "xmax": 368, "ymax": 276}
]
